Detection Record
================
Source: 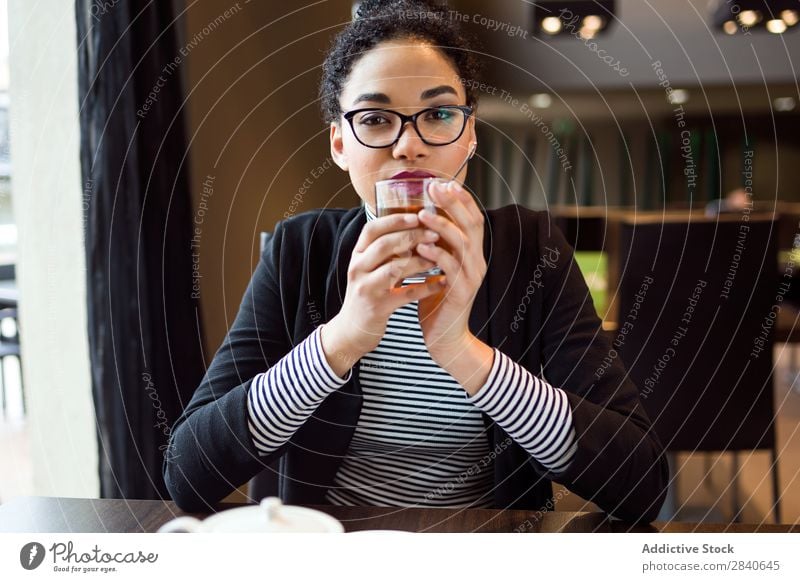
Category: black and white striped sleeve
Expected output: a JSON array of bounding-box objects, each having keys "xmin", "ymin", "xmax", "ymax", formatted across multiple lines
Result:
[
  {"xmin": 466, "ymin": 349, "xmax": 578, "ymax": 474},
  {"xmin": 246, "ymin": 325, "xmax": 352, "ymax": 456}
]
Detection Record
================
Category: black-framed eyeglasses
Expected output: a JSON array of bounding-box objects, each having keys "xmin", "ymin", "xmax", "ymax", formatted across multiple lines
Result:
[{"xmin": 343, "ymin": 105, "xmax": 473, "ymax": 148}]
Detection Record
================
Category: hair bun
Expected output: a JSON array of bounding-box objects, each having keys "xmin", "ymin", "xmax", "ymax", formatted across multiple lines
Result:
[
  {"xmin": 355, "ymin": 0, "xmax": 448, "ymax": 20},
  {"xmin": 320, "ymin": 0, "xmax": 481, "ymax": 124}
]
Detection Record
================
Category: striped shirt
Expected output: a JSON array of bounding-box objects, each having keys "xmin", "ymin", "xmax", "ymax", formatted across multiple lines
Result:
[
  {"xmin": 246, "ymin": 205, "xmax": 578, "ymax": 507},
  {"xmin": 324, "ymin": 298, "xmax": 496, "ymax": 507}
]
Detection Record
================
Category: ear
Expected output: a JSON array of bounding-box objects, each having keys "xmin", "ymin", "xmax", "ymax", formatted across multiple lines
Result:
[
  {"xmin": 466, "ymin": 113, "xmax": 477, "ymax": 146},
  {"xmin": 330, "ymin": 122, "xmax": 349, "ymax": 172}
]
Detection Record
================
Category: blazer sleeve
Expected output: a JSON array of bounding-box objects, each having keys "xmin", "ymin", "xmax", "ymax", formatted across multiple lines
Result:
[
  {"xmin": 528, "ymin": 211, "xmax": 670, "ymax": 523},
  {"xmin": 163, "ymin": 221, "xmax": 294, "ymax": 512}
]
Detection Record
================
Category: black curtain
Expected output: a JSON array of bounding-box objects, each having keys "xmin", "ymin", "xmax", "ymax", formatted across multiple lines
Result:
[{"xmin": 76, "ymin": 1, "xmax": 205, "ymax": 498}]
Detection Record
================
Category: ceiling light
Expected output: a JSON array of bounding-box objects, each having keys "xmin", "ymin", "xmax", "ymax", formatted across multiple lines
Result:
[
  {"xmin": 774, "ymin": 97, "xmax": 796, "ymax": 111},
  {"xmin": 668, "ymin": 89, "xmax": 690, "ymax": 105},
  {"xmin": 713, "ymin": 1, "xmax": 800, "ymax": 34},
  {"xmin": 723, "ymin": 20, "xmax": 738, "ymax": 34},
  {"xmin": 533, "ymin": 1, "xmax": 615, "ymax": 38},
  {"xmin": 529, "ymin": 93, "xmax": 553, "ymax": 108},
  {"xmin": 767, "ymin": 18, "xmax": 788, "ymax": 33},
  {"xmin": 541, "ymin": 16, "xmax": 562, "ymax": 34},
  {"xmin": 781, "ymin": 10, "xmax": 799, "ymax": 26},
  {"xmin": 738, "ymin": 10, "xmax": 761, "ymax": 27},
  {"xmin": 582, "ymin": 15, "xmax": 605, "ymax": 30}
]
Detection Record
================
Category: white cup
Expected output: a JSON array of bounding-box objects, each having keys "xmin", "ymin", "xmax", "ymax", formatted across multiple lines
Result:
[{"xmin": 158, "ymin": 497, "xmax": 344, "ymax": 533}]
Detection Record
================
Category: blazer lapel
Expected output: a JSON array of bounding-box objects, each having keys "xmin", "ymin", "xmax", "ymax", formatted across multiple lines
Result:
[
  {"xmin": 470, "ymin": 208, "xmax": 492, "ymax": 345},
  {"xmin": 325, "ymin": 207, "xmax": 366, "ymax": 323}
]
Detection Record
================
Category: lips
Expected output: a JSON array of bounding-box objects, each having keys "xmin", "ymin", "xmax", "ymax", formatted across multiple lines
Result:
[{"xmin": 391, "ymin": 170, "xmax": 436, "ymax": 179}]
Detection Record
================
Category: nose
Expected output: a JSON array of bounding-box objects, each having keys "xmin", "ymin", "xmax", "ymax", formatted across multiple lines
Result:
[{"xmin": 392, "ymin": 120, "xmax": 428, "ymax": 160}]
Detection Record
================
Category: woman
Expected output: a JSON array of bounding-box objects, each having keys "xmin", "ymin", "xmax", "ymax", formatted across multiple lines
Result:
[{"xmin": 164, "ymin": 0, "xmax": 668, "ymax": 522}]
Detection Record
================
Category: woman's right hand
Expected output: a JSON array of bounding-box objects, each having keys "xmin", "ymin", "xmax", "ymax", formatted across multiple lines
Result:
[{"xmin": 320, "ymin": 212, "xmax": 445, "ymax": 377}]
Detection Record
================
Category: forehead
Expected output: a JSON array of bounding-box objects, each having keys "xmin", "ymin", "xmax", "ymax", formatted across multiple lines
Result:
[{"xmin": 340, "ymin": 40, "xmax": 465, "ymax": 107}]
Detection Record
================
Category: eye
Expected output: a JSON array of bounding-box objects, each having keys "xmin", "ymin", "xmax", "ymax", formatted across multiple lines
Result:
[
  {"xmin": 424, "ymin": 107, "xmax": 456, "ymax": 122},
  {"xmin": 356, "ymin": 112, "xmax": 392, "ymax": 126}
]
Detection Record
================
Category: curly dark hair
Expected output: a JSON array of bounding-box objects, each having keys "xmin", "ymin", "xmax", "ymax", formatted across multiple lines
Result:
[{"xmin": 319, "ymin": 0, "xmax": 483, "ymax": 124}]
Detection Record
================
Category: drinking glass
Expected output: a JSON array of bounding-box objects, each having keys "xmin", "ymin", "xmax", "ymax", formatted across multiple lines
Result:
[{"xmin": 375, "ymin": 177, "xmax": 453, "ymax": 279}]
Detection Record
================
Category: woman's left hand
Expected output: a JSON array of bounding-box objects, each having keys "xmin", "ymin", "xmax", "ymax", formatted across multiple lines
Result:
[{"xmin": 416, "ymin": 180, "xmax": 487, "ymax": 364}]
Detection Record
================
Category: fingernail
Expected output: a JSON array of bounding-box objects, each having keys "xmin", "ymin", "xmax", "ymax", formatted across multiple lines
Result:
[
  {"xmin": 404, "ymin": 214, "xmax": 417, "ymax": 224},
  {"xmin": 425, "ymin": 230, "xmax": 439, "ymax": 240}
]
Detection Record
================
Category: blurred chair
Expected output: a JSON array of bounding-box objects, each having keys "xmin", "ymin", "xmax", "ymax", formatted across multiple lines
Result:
[
  {"xmin": 612, "ymin": 212, "xmax": 780, "ymax": 522},
  {"xmin": 772, "ymin": 204, "xmax": 800, "ymax": 392},
  {"xmin": 248, "ymin": 232, "xmax": 282, "ymax": 501},
  {"xmin": 552, "ymin": 207, "xmax": 611, "ymax": 319},
  {"xmin": 551, "ymin": 206, "xmax": 608, "ymax": 253},
  {"xmin": 0, "ymin": 308, "xmax": 23, "ymax": 418},
  {"xmin": 0, "ymin": 262, "xmax": 23, "ymax": 419}
]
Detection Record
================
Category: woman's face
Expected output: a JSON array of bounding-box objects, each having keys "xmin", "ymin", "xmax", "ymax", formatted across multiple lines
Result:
[{"xmin": 330, "ymin": 40, "xmax": 476, "ymax": 211}]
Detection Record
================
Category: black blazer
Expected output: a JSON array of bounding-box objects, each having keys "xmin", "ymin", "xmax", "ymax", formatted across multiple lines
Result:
[{"xmin": 164, "ymin": 204, "xmax": 669, "ymax": 522}]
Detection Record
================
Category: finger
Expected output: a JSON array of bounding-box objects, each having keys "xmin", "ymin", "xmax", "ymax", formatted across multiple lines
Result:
[
  {"xmin": 428, "ymin": 181, "xmax": 478, "ymax": 234},
  {"xmin": 418, "ymin": 208, "xmax": 469, "ymax": 263},
  {"xmin": 364, "ymin": 255, "xmax": 438, "ymax": 293},
  {"xmin": 450, "ymin": 181, "xmax": 484, "ymax": 224},
  {"xmin": 357, "ymin": 227, "xmax": 439, "ymax": 273},
  {"xmin": 440, "ymin": 181, "xmax": 484, "ymax": 230},
  {"xmin": 386, "ymin": 277, "xmax": 446, "ymax": 311},
  {"xmin": 354, "ymin": 213, "xmax": 419, "ymax": 253},
  {"xmin": 417, "ymin": 242, "xmax": 469, "ymax": 283}
]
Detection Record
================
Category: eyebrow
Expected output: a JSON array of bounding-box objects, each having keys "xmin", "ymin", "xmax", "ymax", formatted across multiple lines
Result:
[
  {"xmin": 351, "ymin": 85, "xmax": 460, "ymax": 106},
  {"xmin": 351, "ymin": 92, "xmax": 391, "ymax": 106},
  {"xmin": 420, "ymin": 85, "xmax": 459, "ymax": 100}
]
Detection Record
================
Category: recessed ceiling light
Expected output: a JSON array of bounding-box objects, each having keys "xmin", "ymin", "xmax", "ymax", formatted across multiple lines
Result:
[
  {"xmin": 774, "ymin": 97, "xmax": 796, "ymax": 112},
  {"xmin": 541, "ymin": 16, "xmax": 562, "ymax": 34},
  {"xmin": 668, "ymin": 89, "xmax": 690, "ymax": 105},
  {"xmin": 579, "ymin": 26, "xmax": 597, "ymax": 39},
  {"xmin": 529, "ymin": 93, "xmax": 553, "ymax": 108},
  {"xmin": 723, "ymin": 20, "xmax": 738, "ymax": 34},
  {"xmin": 767, "ymin": 19, "xmax": 788, "ymax": 33},
  {"xmin": 582, "ymin": 15, "xmax": 604, "ymax": 31},
  {"xmin": 781, "ymin": 10, "xmax": 799, "ymax": 26},
  {"xmin": 738, "ymin": 10, "xmax": 761, "ymax": 27}
]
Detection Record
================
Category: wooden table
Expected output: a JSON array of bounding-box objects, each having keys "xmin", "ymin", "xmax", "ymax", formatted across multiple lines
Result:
[{"xmin": 0, "ymin": 497, "xmax": 796, "ymax": 533}]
